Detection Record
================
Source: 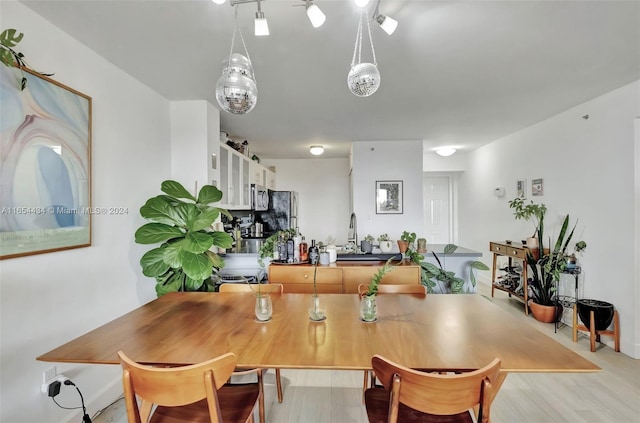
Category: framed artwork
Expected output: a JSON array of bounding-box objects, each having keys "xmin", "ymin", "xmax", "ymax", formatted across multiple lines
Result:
[
  {"xmin": 516, "ymin": 179, "xmax": 526, "ymax": 198},
  {"xmin": 375, "ymin": 180, "xmax": 403, "ymax": 214},
  {"xmin": 532, "ymin": 178, "xmax": 543, "ymax": 196},
  {"xmin": 1, "ymin": 66, "xmax": 92, "ymax": 259}
]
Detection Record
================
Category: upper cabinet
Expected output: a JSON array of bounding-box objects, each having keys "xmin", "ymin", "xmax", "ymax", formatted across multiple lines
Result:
[
  {"xmin": 249, "ymin": 160, "xmax": 277, "ymax": 190},
  {"xmin": 219, "ymin": 144, "xmax": 251, "ymax": 209}
]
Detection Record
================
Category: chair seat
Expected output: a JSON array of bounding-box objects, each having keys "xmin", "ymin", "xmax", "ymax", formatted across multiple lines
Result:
[
  {"xmin": 150, "ymin": 383, "xmax": 260, "ymax": 423},
  {"xmin": 364, "ymin": 387, "xmax": 474, "ymax": 423}
]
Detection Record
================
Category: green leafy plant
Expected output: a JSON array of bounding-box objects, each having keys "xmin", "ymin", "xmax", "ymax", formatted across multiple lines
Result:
[
  {"xmin": 1, "ymin": 28, "xmax": 52, "ymax": 90},
  {"xmin": 363, "ymin": 234, "xmax": 375, "ymax": 243},
  {"xmin": 135, "ymin": 180, "xmax": 233, "ymax": 296},
  {"xmin": 420, "ymin": 244, "xmax": 489, "ymax": 294},
  {"xmin": 526, "ymin": 212, "xmax": 585, "ymax": 306},
  {"xmin": 400, "ymin": 231, "xmax": 416, "ymax": 243},
  {"xmin": 362, "ymin": 257, "xmax": 396, "ymax": 297},
  {"xmin": 258, "ymin": 229, "xmax": 297, "ymax": 267},
  {"xmin": 508, "ymin": 197, "xmax": 547, "ymax": 237},
  {"xmin": 377, "ymin": 233, "xmax": 390, "ymax": 242}
]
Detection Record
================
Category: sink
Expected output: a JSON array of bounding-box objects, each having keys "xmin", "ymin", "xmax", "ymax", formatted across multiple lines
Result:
[{"xmin": 336, "ymin": 253, "xmax": 402, "ymax": 261}]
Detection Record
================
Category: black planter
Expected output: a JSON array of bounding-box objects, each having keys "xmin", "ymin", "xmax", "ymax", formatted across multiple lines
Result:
[{"xmin": 576, "ymin": 299, "xmax": 614, "ymax": 331}]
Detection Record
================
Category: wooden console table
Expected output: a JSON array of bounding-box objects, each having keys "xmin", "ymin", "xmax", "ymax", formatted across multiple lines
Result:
[{"xmin": 490, "ymin": 241, "xmax": 529, "ymax": 315}]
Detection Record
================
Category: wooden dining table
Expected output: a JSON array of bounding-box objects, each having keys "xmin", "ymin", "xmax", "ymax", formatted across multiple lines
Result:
[{"xmin": 37, "ymin": 292, "xmax": 599, "ymax": 395}]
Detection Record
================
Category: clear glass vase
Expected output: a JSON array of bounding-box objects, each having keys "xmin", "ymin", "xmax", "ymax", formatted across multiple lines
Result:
[
  {"xmin": 255, "ymin": 294, "xmax": 272, "ymax": 321},
  {"xmin": 309, "ymin": 294, "xmax": 326, "ymax": 321},
  {"xmin": 360, "ymin": 295, "xmax": 377, "ymax": 322}
]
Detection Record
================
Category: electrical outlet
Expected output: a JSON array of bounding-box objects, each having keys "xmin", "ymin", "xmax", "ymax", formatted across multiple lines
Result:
[{"xmin": 43, "ymin": 366, "xmax": 57, "ymax": 384}]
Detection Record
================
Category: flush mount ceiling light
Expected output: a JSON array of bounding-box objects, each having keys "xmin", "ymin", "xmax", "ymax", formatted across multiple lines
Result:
[
  {"xmin": 305, "ymin": 0, "xmax": 326, "ymax": 28},
  {"xmin": 254, "ymin": 0, "xmax": 269, "ymax": 36},
  {"xmin": 309, "ymin": 145, "xmax": 325, "ymax": 156},
  {"xmin": 211, "ymin": 0, "xmax": 227, "ymax": 4},
  {"xmin": 435, "ymin": 147, "xmax": 457, "ymax": 157},
  {"xmin": 354, "ymin": 0, "xmax": 370, "ymax": 7},
  {"xmin": 372, "ymin": 0, "xmax": 398, "ymax": 35}
]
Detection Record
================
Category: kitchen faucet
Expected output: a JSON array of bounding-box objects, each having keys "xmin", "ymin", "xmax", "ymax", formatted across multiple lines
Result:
[{"xmin": 348, "ymin": 212, "xmax": 358, "ymax": 247}]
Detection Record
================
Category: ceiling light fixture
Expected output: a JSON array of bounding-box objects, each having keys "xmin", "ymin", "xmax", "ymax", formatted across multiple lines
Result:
[
  {"xmin": 435, "ymin": 147, "xmax": 457, "ymax": 157},
  {"xmin": 354, "ymin": 0, "xmax": 370, "ymax": 7},
  {"xmin": 306, "ymin": 1, "xmax": 326, "ymax": 28},
  {"xmin": 347, "ymin": 9, "xmax": 380, "ymax": 97},
  {"xmin": 309, "ymin": 145, "xmax": 325, "ymax": 156},
  {"xmin": 211, "ymin": 0, "xmax": 227, "ymax": 4},
  {"xmin": 372, "ymin": 0, "xmax": 398, "ymax": 35},
  {"xmin": 254, "ymin": 0, "xmax": 269, "ymax": 36}
]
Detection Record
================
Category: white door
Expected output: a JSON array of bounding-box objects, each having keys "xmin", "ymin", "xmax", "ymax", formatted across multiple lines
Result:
[{"xmin": 423, "ymin": 175, "xmax": 451, "ymax": 244}]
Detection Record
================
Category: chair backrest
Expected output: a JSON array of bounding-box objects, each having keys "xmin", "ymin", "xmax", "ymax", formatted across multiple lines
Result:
[
  {"xmin": 219, "ymin": 283, "xmax": 284, "ymax": 294},
  {"xmin": 358, "ymin": 283, "xmax": 425, "ymax": 295},
  {"xmin": 371, "ymin": 355, "xmax": 501, "ymax": 423},
  {"xmin": 118, "ymin": 350, "xmax": 237, "ymax": 423}
]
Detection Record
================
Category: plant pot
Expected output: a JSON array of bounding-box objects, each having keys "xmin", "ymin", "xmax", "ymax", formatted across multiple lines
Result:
[
  {"xmin": 361, "ymin": 240, "xmax": 373, "ymax": 254},
  {"xmin": 397, "ymin": 240, "xmax": 409, "ymax": 254},
  {"xmin": 576, "ymin": 299, "xmax": 614, "ymax": 331},
  {"xmin": 528, "ymin": 300, "xmax": 562, "ymax": 323},
  {"xmin": 360, "ymin": 295, "xmax": 377, "ymax": 322},
  {"xmin": 378, "ymin": 240, "xmax": 393, "ymax": 253}
]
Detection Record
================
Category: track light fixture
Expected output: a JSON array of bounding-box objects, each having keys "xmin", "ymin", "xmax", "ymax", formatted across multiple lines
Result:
[
  {"xmin": 305, "ymin": 1, "xmax": 326, "ymax": 28},
  {"xmin": 372, "ymin": 0, "xmax": 398, "ymax": 35},
  {"xmin": 254, "ymin": 0, "xmax": 269, "ymax": 36}
]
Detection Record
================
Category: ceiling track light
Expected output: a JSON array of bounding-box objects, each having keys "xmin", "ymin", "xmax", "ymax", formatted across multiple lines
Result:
[
  {"xmin": 372, "ymin": 0, "xmax": 398, "ymax": 35},
  {"xmin": 305, "ymin": 1, "xmax": 326, "ymax": 28},
  {"xmin": 254, "ymin": 0, "xmax": 269, "ymax": 36}
]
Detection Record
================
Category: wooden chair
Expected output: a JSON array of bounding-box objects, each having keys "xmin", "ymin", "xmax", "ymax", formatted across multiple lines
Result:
[
  {"xmin": 219, "ymin": 283, "xmax": 285, "ymax": 410},
  {"xmin": 118, "ymin": 350, "xmax": 260, "ymax": 423},
  {"xmin": 357, "ymin": 283, "xmax": 426, "ymax": 295},
  {"xmin": 364, "ymin": 355, "xmax": 502, "ymax": 423},
  {"xmin": 357, "ymin": 283, "xmax": 426, "ymax": 399}
]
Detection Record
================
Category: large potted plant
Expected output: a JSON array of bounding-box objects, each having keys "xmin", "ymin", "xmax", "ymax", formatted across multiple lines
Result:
[
  {"xmin": 135, "ymin": 180, "xmax": 233, "ymax": 296},
  {"xmin": 526, "ymin": 210, "xmax": 585, "ymax": 322}
]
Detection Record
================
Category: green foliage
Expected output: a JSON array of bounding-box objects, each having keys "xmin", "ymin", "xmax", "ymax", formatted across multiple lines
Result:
[
  {"xmin": 419, "ymin": 244, "xmax": 489, "ymax": 294},
  {"xmin": 400, "ymin": 231, "xmax": 416, "ymax": 243},
  {"xmin": 526, "ymin": 213, "xmax": 585, "ymax": 306},
  {"xmin": 363, "ymin": 234, "xmax": 375, "ymax": 243},
  {"xmin": 508, "ymin": 197, "xmax": 547, "ymax": 236},
  {"xmin": 377, "ymin": 233, "xmax": 390, "ymax": 242},
  {"xmin": 135, "ymin": 180, "xmax": 233, "ymax": 296},
  {"xmin": 257, "ymin": 228, "xmax": 297, "ymax": 267},
  {"xmin": 363, "ymin": 257, "xmax": 396, "ymax": 297}
]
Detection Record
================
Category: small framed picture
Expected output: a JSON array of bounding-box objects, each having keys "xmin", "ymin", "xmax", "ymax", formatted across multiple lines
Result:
[
  {"xmin": 532, "ymin": 178, "xmax": 543, "ymax": 196},
  {"xmin": 375, "ymin": 180, "xmax": 403, "ymax": 214},
  {"xmin": 516, "ymin": 180, "xmax": 526, "ymax": 198}
]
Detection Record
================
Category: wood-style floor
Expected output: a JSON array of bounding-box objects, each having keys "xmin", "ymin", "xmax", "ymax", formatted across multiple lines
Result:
[{"xmin": 93, "ymin": 282, "xmax": 640, "ymax": 423}]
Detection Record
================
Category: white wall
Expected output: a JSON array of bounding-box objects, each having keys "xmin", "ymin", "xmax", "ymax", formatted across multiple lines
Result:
[
  {"xmin": 261, "ymin": 158, "xmax": 350, "ymax": 245},
  {"xmin": 1, "ymin": 3, "xmax": 171, "ymax": 422},
  {"xmin": 458, "ymin": 80, "xmax": 640, "ymax": 357}
]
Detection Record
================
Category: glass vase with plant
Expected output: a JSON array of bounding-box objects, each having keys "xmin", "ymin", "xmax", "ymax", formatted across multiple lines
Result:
[
  {"xmin": 309, "ymin": 260, "xmax": 326, "ymax": 321},
  {"xmin": 360, "ymin": 258, "xmax": 395, "ymax": 322}
]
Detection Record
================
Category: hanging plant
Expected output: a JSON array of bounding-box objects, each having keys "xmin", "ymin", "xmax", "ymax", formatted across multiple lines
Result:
[{"xmin": 0, "ymin": 28, "xmax": 52, "ymax": 90}]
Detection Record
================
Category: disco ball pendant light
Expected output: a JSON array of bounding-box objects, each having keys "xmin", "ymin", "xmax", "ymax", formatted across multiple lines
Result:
[
  {"xmin": 347, "ymin": 9, "xmax": 380, "ymax": 97},
  {"xmin": 216, "ymin": 5, "xmax": 258, "ymax": 114}
]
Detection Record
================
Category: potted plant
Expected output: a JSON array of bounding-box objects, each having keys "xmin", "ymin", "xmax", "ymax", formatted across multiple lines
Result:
[
  {"xmin": 360, "ymin": 257, "xmax": 395, "ymax": 322},
  {"xmin": 565, "ymin": 240, "xmax": 587, "ymax": 270},
  {"xmin": 361, "ymin": 234, "xmax": 375, "ymax": 253},
  {"xmin": 377, "ymin": 233, "xmax": 393, "ymax": 253},
  {"xmin": 420, "ymin": 244, "xmax": 489, "ymax": 294},
  {"xmin": 508, "ymin": 197, "xmax": 547, "ymax": 252},
  {"xmin": 397, "ymin": 231, "xmax": 416, "ymax": 256},
  {"xmin": 135, "ymin": 180, "xmax": 233, "ymax": 296},
  {"xmin": 526, "ymin": 210, "xmax": 586, "ymax": 323}
]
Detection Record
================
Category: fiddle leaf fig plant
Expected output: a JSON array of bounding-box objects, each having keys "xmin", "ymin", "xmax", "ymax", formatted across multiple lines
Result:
[{"xmin": 135, "ymin": 180, "xmax": 233, "ymax": 296}]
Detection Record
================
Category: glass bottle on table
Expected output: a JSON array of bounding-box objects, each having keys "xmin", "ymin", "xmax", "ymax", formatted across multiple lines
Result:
[
  {"xmin": 299, "ymin": 236, "xmax": 309, "ymax": 262},
  {"xmin": 309, "ymin": 239, "xmax": 319, "ymax": 265}
]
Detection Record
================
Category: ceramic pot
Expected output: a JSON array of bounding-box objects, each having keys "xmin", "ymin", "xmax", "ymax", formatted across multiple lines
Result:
[
  {"xmin": 379, "ymin": 240, "xmax": 393, "ymax": 253},
  {"xmin": 309, "ymin": 295, "xmax": 326, "ymax": 321},
  {"xmin": 360, "ymin": 295, "xmax": 377, "ymax": 322},
  {"xmin": 255, "ymin": 294, "xmax": 272, "ymax": 321},
  {"xmin": 529, "ymin": 300, "xmax": 562, "ymax": 323},
  {"xmin": 577, "ymin": 299, "xmax": 614, "ymax": 331},
  {"xmin": 361, "ymin": 240, "xmax": 373, "ymax": 254},
  {"xmin": 397, "ymin": 240, "xmax": 409, "ymax": 254}
]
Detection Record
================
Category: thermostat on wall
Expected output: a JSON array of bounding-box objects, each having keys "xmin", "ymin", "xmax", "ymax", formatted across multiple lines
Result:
[{"xmin": 494, "ymin": 187, "xmax": 505, "ymax": 197}]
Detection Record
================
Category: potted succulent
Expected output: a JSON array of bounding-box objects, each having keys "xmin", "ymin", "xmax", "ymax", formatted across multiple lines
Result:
[
  {"xmin": 377, "ymin": 233, "xmax": 393, "ymax": 253},
  {"xmin": 361, "ymin": 234, "xmax": 375, "ymax": 254},
  {"xmin": 526, "ymin": 210, "xmax": 586, "ymax": 323},
  {"xmin": 508, "ymin": 197, "xmax": 547, "ymax": 253},
  {"xmin": 360, "ymin": 257, "xmax": 395, "ymax": 322},
  {"xmin": 135, "ymin": 180, "xmax": 233, "ymax": 296}
]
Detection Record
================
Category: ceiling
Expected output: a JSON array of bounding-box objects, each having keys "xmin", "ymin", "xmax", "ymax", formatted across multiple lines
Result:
[{"xmin": 20, "ymin": 0, "xmax": 640, "ymax": 159}]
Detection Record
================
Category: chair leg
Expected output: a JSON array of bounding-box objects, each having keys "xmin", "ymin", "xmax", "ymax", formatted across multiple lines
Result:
[
  {"xmin": 275, "ymin": 369, "xmax": 283, "ymax": 403},
  {"xmin": 257, "ymin": 370, "xmax": 265, "ymax": 423},
  {"xmin": 589, "ymin": 310, "xmax": 596, "ymax": 352},
  {"xmin": 613, "ymin": 310, "xmax": 620, "ymax": 352},
  {"xmin": 362, "ymin": 370, "xmax": 368, "ymax": 403}
]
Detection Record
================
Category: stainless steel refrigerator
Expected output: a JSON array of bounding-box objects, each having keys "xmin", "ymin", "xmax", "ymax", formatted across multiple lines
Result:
[{"xmin": 256, "ymin": 191, "xmax": 298, "ymax": 234}]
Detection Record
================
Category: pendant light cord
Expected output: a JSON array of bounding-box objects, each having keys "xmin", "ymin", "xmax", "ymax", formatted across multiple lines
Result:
[
  {"xmin": 227, "ymin": 4, "xmax": 253, "ymax": 66},
  {"xmin": 350, "ymin": 9, "xmax": 377, "ymax": 68}
]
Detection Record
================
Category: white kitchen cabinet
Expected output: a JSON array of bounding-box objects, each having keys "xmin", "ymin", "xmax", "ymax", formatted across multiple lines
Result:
[
  {"xmin": 249, "ymin": 159, "xmax": 276, "ymax": 189},
  {"xmin": 219, "ymin": 144, "xmax": 251, "ymax": 209},
  {"xmin": 265, "ymin": 168, "xmax": 276, "ymax": 190}
]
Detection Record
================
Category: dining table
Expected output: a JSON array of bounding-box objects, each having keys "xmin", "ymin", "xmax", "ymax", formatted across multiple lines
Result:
[{"xmin": 37, "ymin": 292, "xmax": 599, "ymax": 397}]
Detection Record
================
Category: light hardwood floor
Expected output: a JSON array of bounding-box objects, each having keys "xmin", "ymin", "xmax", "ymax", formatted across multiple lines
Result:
[{"xmin": 93, "ymin": 283, "xmax": 640, "ymax": 423}]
